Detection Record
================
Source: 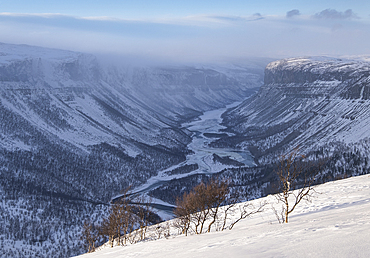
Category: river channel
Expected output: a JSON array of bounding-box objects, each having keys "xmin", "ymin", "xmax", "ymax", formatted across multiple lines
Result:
[
  {"xmin": 117, "ymin": 102, "xmax": 255, "ymax": 217},
  {"xmin": 183, "ymin": 102, "xmax": 255, "ymax": 172}
]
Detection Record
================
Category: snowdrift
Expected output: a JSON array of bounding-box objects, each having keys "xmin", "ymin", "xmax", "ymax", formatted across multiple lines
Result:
[{"xmin": 76, "ymin": 174, "xmax": 370, "ymax": 258}]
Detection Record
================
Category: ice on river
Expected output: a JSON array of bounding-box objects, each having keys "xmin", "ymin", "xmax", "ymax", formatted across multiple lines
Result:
[{"xmin": 124, "ymin": 103, "xmax": 254, "ymax": 200}]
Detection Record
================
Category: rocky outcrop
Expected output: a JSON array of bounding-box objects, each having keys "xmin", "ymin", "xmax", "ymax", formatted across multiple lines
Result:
[{"xmin": 221, "ymin": 57, "xmax": 370, "ymax": 162}]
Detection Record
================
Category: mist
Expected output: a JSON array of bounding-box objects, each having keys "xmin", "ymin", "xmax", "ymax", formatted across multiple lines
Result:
[{"xmin": 0, "ymin": 10, "xmax": 369, "ymax": 63}]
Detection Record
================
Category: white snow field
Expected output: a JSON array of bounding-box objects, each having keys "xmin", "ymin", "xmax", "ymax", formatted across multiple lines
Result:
[{"xmin": 76, "ymin": 175, "xmax": 370, "ymax": 258}]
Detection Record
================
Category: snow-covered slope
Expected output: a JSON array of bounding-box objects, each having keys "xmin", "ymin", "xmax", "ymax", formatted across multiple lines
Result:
[
  {"xmin": 0, "ymin": 42, "xmax": 267, "ymax": 258},
  {"xmin": 221, "ymin": 57, "xmax": 370, "ymax": 163},
  {"xmin": 0, "ymin": 42, "xmax": 265, "ymax": 195},
  {"xmin": 77, "ymin": 174, "xmax": 370, "ymax": 258},
  {"xmin": 0, "ymin": 42, "xmax": 265, "ymax": 152}
]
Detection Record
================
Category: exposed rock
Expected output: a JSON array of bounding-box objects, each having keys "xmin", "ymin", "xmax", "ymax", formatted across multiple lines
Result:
[{"xmin": 221, "ymin": 56, "xmax": 370, "ymax": 163}]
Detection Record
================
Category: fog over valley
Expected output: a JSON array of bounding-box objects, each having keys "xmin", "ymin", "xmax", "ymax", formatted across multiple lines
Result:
[{"xmin": 1, "ymin": 1, "xmax": 370, "ymax": 257}]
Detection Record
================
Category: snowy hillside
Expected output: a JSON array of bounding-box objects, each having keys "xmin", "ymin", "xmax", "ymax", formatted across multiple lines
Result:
[
  {"xmin": 77, "ymin": 174, "xmax": 370, "ymax": 258},
  {"xmin": 221, "ymin": 57, "xmax": 370, "ymax": 163},
  {"xmin": 0, "ymin": 42, "xmax": 267, "ymax": 258},
  {"xmin": 0, "ymin": 41, "xmax": 267, "ymax": 199},
  {"xmin": 152, "ymin": 57, "xmax": 370, "ymax": 210},
  {"xmin": 0, "ymin": 43, "xmax": 264, "ymax": 152},
  {"xmin": 2, "ymin": 44, "xmax": 370, "ymax": 258}
]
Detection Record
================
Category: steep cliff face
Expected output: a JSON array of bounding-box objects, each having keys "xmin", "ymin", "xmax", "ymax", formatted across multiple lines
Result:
[{"xmin": 221, "ymin": 57, "xmax": 370, "ymax": 162}]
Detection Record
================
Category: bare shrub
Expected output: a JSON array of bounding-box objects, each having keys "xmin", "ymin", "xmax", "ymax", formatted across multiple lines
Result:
[
  {"xmin": 274, "ymin": 147, "xmax": 323, "ymax": 223},
  {"xmin": 228, "ymin": 201, "xmax": 266, "ymax": 230},
  {"xmin": 80, "ymin": 220, "xmax": 98, "ymax": 253},
  {"xmin": 174, "ymin": 179, "xmax": 229, "ymax": 235},
  {"xmin": 98, "ymin": 187, "xmax": 147, "ymax": 247},
  {"xmin": 134, "ymin": 196, "xmax": 154, "ymax": 241},
  {"xmin": 173, "ymin": 191, "xmax": 196, "ymax": 235},
  {"xmin": 174, "ymin": 178, "xmax": 264, "ymax": 235}
]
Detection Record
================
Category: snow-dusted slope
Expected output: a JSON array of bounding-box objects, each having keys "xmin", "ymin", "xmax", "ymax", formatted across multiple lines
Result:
[
  {"xmin": 221, "ymin": 57, "xmax": 370, "ymax": 162},
  {"xmin": 77, "ymin": 174, "xmax": 370, "ymax": 258},
  {"xmin": 0, "ymin": 42, "xmax": 265, "ymax": 184},
  {"xmin": 0, "ymin": 43, "xmax": 265, "ymax": 152},
  {"xmin": 0, "ymin": 43, "xmax": 267, "ymax": 258}
]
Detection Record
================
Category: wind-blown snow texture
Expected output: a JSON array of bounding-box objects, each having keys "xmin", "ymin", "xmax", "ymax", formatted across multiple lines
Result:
[{"xmin": 77, "ymin": 174, "xmax": 370, "ymax": 258}]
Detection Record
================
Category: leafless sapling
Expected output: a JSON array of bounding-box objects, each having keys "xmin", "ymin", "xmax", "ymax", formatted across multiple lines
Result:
[
  {"xmin": 274, "ymin": 147, "xmax": 322, "ymax": 223},
  {"xmin": 174, "ymin": 178, "xmax": 230, "ymax": 235},
  {"xmin": 80, "ymin": 220, "xmax": 98, "ymax": 253}
]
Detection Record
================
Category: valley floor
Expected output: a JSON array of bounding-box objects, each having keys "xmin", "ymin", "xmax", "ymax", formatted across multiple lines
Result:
[{"xmin": 76, "ymin": 174, "xmax": 370, "ymax": 258}]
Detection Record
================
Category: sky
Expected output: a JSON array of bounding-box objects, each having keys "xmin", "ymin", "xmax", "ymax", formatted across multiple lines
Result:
[{"xmin": 0, "ymin": 0, "xmax": 370, "ymax": 62}]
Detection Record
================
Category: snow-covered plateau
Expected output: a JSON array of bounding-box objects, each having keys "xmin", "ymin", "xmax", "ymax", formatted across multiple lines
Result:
[
  {"xmin": 77, "ymin": 174, "xmax": 370, "ymax": 258},
  {"xmin": 221, "ymin": 56, "xmax": 370, "ymax": 163}
]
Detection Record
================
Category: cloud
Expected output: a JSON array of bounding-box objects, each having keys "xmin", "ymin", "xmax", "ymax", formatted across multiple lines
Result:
[
  {"xmin": 200, "ymin": 13, "xmax": 264, "ymax": 24},
  {"xmin": 252, "ymin": 13, "xmax": 264, "ymax": 20},
  {"xmin": 331, "ymin": 23, "xmax": 344, "ymax": 32},
  {"xmin": 184, "ymin": 14, "xmax": 265, "ymax": 26},
  {"xmin": 206, "ymin": 15, "xmax": 246, "ymax": 23},
  {"xmin": 0, "ymin": 12, "xmax": 370, "ymax": 62},
  {"xmin": 0, "ymin": 13, "xmax": 202, "ymax": 39},
  {"xmin": 313, "ymin": 9, "xmax": 359, "ymax": 20},
  {"xmin": 286, "ymin": 9, "xmax": 300, "ymax": 18}
]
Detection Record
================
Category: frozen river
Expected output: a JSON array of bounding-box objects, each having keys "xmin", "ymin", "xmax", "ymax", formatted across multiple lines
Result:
[
  {"xmin": 184, "ymin": 102, "xmax": 254, "ymax": 172},
  {"xmin": 115, "ymin": 102, "xmax": 255, "ymax": 217}
]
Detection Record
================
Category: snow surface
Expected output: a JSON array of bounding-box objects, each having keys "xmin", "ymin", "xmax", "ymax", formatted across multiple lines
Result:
[
  {"xmin": 0, "ymin": 42, "xmax": 81, "ymax": 64},
  {"xmin": 76, "ymin": 175, "xmax": 370, "ymax": 258},
  {"xmin": 266, "ymin": 56, "xmax": 370, "ymax": 75}
]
